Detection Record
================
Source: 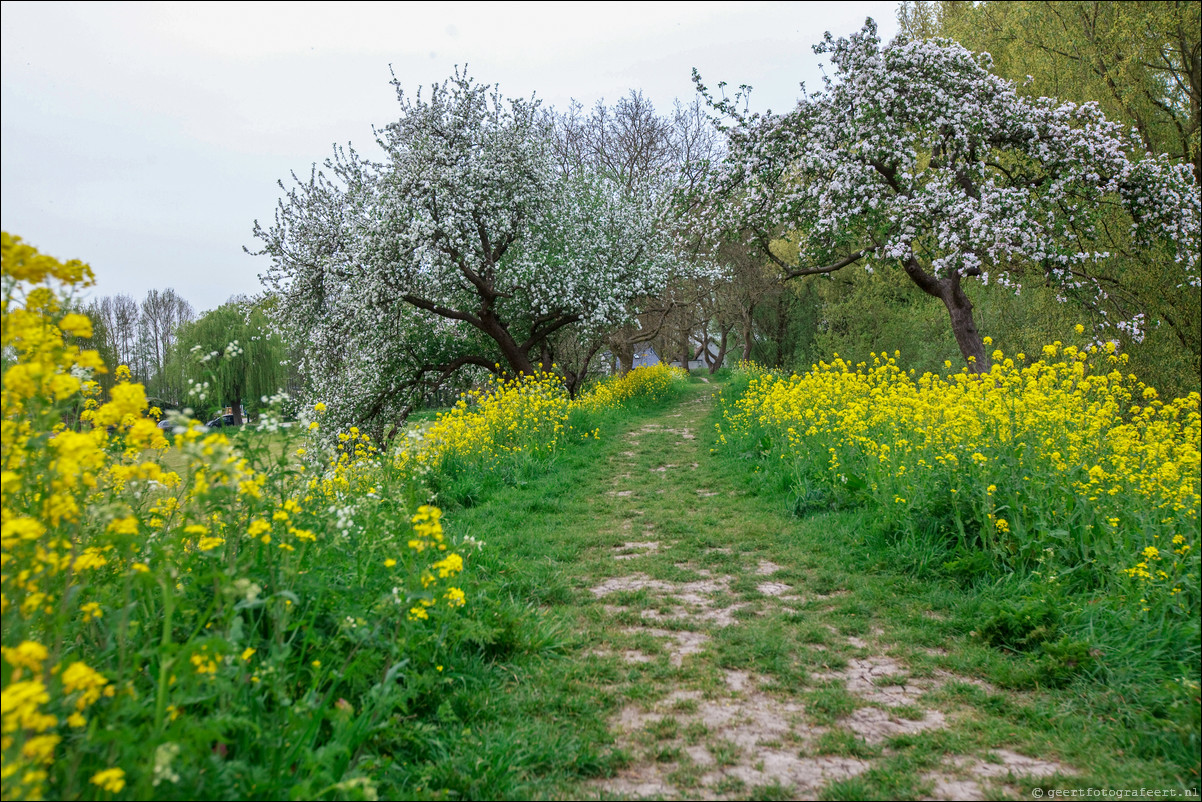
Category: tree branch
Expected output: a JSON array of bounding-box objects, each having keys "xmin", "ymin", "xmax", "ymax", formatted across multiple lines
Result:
[
  {"xmin": 425, "ymin": 353, "xmax": 499, "ymax": 380},
  {"xmin": 520, "ymin": 313, "xmax": 584, "ymax": 351},
  {"xmin": 900, "ymin": 251, "xmax": 943, "ymax": 297},
  {"xmin": 401, "ymin": 293, "xmax": 484, "ymax": 328},
  {"xmin": 783, "ymin": 249, "xmax": 868, "ymax": 279}
]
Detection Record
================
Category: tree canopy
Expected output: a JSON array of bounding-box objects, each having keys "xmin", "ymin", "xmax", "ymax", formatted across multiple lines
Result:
[
  {"xmin": 169, "ymin": 298, "xmax": 290, "ymax": 425},
  {"xmin": 900, "ymin": 1, "xmax": 1200, "ymax": 183},
  {"xmin": 254, "ymin": 70, "xmax": 690, "ymax": 435},
  {"xmin": 896, "ymin": 0, "xmax": 1201, "ymax": 387},
  {"xmin": 696, "ymin": 19, "xmax": 1200, "ymax": 370}
]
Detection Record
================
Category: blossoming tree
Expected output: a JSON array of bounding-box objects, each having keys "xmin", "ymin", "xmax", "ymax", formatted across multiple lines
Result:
[
  {"xmin": 697, "ymin": 20, "xmax": 1200, "ymax": 370},
  {"xmin": 550, "ymin": 91, "xmax": 724, "ymax": 377},
  {"xmin": 253, "ymin": 70, "xmax": 680, "ymax": 433}
]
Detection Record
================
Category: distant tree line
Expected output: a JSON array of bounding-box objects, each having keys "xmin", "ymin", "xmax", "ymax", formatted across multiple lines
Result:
[
  {"xmin": 84, "ymin": 290, "xmax": 296, "ymax": 424},
  {"xmin": 86, "ymin": 289, "xmax": 194, "ymax": 404}
]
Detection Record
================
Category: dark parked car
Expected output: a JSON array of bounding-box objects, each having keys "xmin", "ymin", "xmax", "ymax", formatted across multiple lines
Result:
[{"xmin": 206, "ymin": 414, "xmax": 238, "ymax": 428}]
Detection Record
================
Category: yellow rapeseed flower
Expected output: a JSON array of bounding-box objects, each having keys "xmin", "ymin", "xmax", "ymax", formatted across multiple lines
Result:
[{"xmin": 90, "ymin": 768, "xmax": 126, "ymax": 793}]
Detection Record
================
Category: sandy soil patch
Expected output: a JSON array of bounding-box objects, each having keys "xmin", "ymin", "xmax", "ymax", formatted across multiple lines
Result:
[
  {"xmin": 755, "ymin": 559, "xmax": 784, "ymax": 575},
  {"xmin": 923, "ymin": 749, "xmax": 1074, "ymax": 800},
  {"xmin": 596, "ymin": 673, "xmax": 872, "ymax": 799},
  {"xmin": 755, "ymin": 581, "xmax": 796, "ymax": 598},
  {"xmin": 613, "ymin": 541, "xmax": 661, "ymax": 560},
  {"xmin": 620, "ymin": 627, "xmax": 710, "ymax": 666}
]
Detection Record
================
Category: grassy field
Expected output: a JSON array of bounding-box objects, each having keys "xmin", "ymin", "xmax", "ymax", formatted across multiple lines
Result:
[
  {"xmin": 6, "ymin": 353, "xmax": 1199, "ymax": 799},
  {"xmin": 399, "ymin": 375, "xmax": 1199, "ymax": 798},
  {"xmin": 151, "ymin": 427, "xmax": 292, "ymax": 476}
]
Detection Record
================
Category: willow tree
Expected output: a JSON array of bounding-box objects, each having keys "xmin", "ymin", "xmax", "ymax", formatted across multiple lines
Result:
[
  {"xmin": 697, "ymin": 20, "xmax": 1200, "ymax": 371},
  {"xmin": 170, "ymin": 298, "xmax": 290, "ymax": 424}
]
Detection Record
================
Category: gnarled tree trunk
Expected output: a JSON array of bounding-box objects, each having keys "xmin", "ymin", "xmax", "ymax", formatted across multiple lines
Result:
[{"xmin": 902, "ymin": 254, "xmax": 989, "ymax": 372}]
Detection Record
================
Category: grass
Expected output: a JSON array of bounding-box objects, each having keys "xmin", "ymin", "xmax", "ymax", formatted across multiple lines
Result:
[
  {"xmin": 151, "ymin": 427, "xmax": 292, "ymax": 475},
  {"xmin": 404, "ymin": 408, "xmax": 449, "ymax": 423},
  {"xmin": 399, "ymin": 377, "xmax": 1200, "ymax": 798},
  {"xmin": 51, "ymin": 373, "xmax": 1198, "ymax": 799}
]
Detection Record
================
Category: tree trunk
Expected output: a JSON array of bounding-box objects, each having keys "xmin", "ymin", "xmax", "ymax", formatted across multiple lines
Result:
[
  {"xmin": 939, "ymin": 277, "xmax": 989, "ymax": 372},
  {"xmin": 231, "ymin": 388, "xmax": 243, "ymax": 426},
  {"xmin": 740, "ymin": 301, "xmax": 757, "ymax": 362},
  {"xmin": 709, "ymin": 326, "xmax": 730, "ymax": 374},
  {"xmin": 563, "ymin": 341, "xmax": 603, "ymax": 397},
  {"xmin": 479, "ymin": 311, "xmax": 537, "ymax": 376},
  {"xmin": 612, "ymin": 340, "xmax": 635, "ymax": 375},
  {"xmin": 900, "ymin": 254, "xmax": 989, "ymax": 372},
  {"xmin": 775, "ymin": 293, "xmax": 786, "ymax": 368}
]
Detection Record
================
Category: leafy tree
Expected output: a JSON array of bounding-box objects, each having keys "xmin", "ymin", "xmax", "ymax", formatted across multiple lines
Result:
[
  {"xmin": 900, "ymin": 0, "xmax": 1200, "ymax": 182},
  {"xmin": 696, "ymin": 20, "xmax": 1199, "ymax": 371},
  {"xmin": 898, "ymin": 0, "xmax": 1201, "ymax": 391},
  {"xmin": 551, "ymin": 91, "xmax": 723, "ymax": 374},
  {"xmin": 707, "ymin": 239, "xmax": 782, "ymax": 364},
  {"xmin": 169, "ymin": 298, "xmax": 290, "ymax": 425},
  {"xmin": 760, "ymin": 282, "xmax": 822, "ymax": 370},
  {"xmin": 254, "ymin": 70, "xmax": 686, "ymax": 432}
]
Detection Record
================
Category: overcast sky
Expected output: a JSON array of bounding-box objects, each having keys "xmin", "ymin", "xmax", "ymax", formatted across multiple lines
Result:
[{"xmin": 1, "ymin": 1, "xmax": 899, "ymax": 312}]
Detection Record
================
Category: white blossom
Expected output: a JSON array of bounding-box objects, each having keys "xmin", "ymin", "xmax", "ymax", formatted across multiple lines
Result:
[
  {"xmin": 252, "ymin": 69, "xmax": 693, "ymax": 434},
  {"xmin": 696, "ymin": 19, "xmax": 1200, "ymax": 364}
]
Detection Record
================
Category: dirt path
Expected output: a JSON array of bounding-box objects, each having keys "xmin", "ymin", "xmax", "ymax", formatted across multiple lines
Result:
[{"xmin": 568, "ymin": 384, "xmax": 1074, "ymax": 800}]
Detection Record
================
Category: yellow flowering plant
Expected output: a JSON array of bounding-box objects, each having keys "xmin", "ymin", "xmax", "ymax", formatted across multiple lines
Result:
[
  {"xmin": 718, "ymin": 344, "xmax": 1199, "ymax": 735},
  {"xmin": 719, "ymin": 345, "xmax": 1199, "ymax": 638},
  {"xmin": 2, "ymin": 235, "xmax": 481, "ymax": 799},
  {"xmin": 389, "ymin": 364, "xmax": 687, "ymax": 495},
  {"xmin": 721, "ymin": 347, "xmax": 1198, "ymax": 593},
  {"xmin": 3, "ymin": 234, "xmax": 689, "ymax": 799}
]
